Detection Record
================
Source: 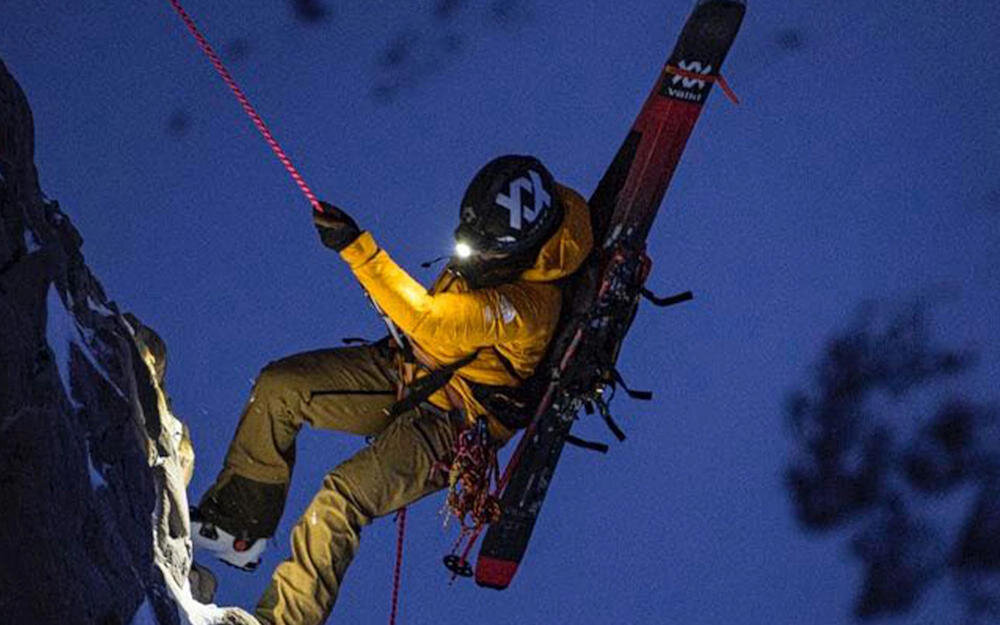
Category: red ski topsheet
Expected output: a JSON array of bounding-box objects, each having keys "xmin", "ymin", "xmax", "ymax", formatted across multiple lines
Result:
[{"xmin": 476, "ymin": 0, "xmax": 746, "ymax": 591}]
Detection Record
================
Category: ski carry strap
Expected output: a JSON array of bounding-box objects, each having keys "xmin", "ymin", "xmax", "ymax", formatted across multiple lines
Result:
[
  {"xmin": 665, "ymin": 65, "xmax": 740, "ymax": 105},
  {"xmin": 640, "ymin": 288, "xmax": 694, "ymax": 308},
  {"xmin": 564, "ymin": 434, "xmax": 610, "ymax": 454},
  {"xmin": 611, "ymin": 369, "xmax": 653, "ymax": 401}
]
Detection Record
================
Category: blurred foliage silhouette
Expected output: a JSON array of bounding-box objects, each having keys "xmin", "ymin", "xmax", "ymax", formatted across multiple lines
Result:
[
  {"xmin": 223, "ymin": 38, "xmax": 251, "ymax": 62},
  {"xmin": 166, "ymin": 1, "xmax": 537, "ymax": 130},
  {"xmin": 166, "ymin": 109, "xmax": 191, "ymax": 137},
  {"xmin": 371, "ymin": 0, "xmax": 536, "ymax": 103},
  {"xmin": 290, "ymin": 0, "xmax": 329, "ymax": 24},
  {"xmin": 786, "ymin": 301, "xmax": 1000, "ymax": 622},
  {"xmin": 774, "ymin": 28, "xmax": 804, "ymax": 51}
]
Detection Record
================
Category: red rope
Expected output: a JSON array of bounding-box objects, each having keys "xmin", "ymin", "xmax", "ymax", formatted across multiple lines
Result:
[
  {"xmin": 389, "ymin": 507, "xmax": 406, "ymax": 625},
  {"xmin": 165, "ymin": 0, "xmax": 323, "ymax": 212}
]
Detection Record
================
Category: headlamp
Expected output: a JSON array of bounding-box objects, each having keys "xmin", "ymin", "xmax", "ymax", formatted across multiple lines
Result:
[{"xmin": 454, "ymin": 242, "xmax": 473, "ymax": 259}]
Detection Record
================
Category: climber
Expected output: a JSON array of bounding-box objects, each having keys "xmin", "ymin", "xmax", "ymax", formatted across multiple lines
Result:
[{"xmin": 190, "ymin": 154, "xmax": 593, "ymax": 624}]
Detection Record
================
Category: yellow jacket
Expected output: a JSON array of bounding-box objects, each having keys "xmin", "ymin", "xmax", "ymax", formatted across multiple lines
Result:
[{"xmin": 340, "ymin": 184, "xmax": 593, "ymax": 440}]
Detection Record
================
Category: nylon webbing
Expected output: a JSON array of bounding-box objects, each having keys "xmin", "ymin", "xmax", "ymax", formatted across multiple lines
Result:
[{"xmin": 665, "ymin": 65, "xmax": 740, "ymax": 105}]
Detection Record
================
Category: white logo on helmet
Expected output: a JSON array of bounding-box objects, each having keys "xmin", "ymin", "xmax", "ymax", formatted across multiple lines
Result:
[{"xmin": 494, "ymin": 169, "xmax": 551, "ymax": 231}]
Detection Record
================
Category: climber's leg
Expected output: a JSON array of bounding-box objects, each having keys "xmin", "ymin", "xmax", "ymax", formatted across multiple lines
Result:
[
  {"xmin": 255, "ymin": 407, "xmax": 456, "ymax": 625},
  {"xmin": 196, "ymin": 342, "xmax": 399, "ymax": 541}
]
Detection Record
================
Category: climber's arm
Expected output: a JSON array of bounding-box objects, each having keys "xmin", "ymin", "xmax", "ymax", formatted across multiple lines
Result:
[{"xmin": 339, "ymin": 233, "xmax": 552, "ymax": 352}]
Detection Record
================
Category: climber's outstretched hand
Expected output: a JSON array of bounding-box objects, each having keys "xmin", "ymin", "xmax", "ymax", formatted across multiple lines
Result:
[{"xmin": 313, "ymin": 201, "xmax": 361, "ymax": 252}]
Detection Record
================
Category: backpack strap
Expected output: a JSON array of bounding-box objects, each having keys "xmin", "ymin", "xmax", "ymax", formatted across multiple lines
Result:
[
  {"xmin": 383, "ymin": 349, "xmax": 481, "ymax": 418},
  {"xmin": 491, "ymin": 346, "xmax": 529, "ymax": 383},
  {"xmin": 565, "ymin": 434, "xmax": 610, "ymax": 454}
]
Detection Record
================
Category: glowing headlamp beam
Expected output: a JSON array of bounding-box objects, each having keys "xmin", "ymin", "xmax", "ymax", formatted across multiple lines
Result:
[{"xmin": 454, "ymin": 242, "xmax": 473, "ymax": 259}]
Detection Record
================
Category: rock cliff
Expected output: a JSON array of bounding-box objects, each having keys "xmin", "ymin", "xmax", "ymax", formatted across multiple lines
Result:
[{"xmin": 0, "ymin": 59, "xmax": 252, "ymax": 625}]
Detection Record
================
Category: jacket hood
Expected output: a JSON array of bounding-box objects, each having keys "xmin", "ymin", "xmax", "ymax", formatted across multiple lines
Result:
[{"xmin": 520, "ymin": 183, "xmax": 593, "ymax": 283}]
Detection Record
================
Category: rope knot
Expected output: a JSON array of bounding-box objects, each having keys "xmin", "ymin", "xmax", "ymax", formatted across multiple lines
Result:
[
  {"xmin": 441, "ymin": 418, "xmax": 502, "ymax": 532},
  {"xmin": 438, "ymin": 418, "xmax": 503, "ymax": 581}
]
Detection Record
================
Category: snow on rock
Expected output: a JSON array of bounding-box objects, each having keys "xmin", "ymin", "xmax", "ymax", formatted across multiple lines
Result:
[
  {"xmin": 0, "ymin": 58, "xmax": 252, "ymax": 624},
  {"xmin": 88, "ymin": 293, "xmax": 115, "ymax": 317},
  {"xmin": 23, "ymin": 225, "xmax": 41, "ymax": 252},
  {"xmin": 162, "ymin": 574, "xmax": 259, "ymax": 625},
  {"xmin": 130, "ymin": 599, "xmax": 159, "ymax": 625},
  {"xmin": 86, "ymin": 438, "xmax": 109, "ymax": 490},
  {"xmin": 45, "ymin": 283, "xmax": 83, "ymax": 408}
]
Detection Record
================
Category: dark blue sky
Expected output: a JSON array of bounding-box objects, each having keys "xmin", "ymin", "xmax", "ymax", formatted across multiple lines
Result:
[{"xmin": 5, "ymin": 1, "xmax": 1000, "ymax": 623}]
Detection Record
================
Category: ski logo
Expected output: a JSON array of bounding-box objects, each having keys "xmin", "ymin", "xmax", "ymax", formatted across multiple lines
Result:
[
  {"xmin": 671, "ymin": 60, "xmax": 711, "ymax": 89},
  {"xmin": 495, "ymin": 170, "xmax": 551, "ymax": 231},
  {"xmin": 660, "ymin": 59, "xmax": 712, "ymax": 103}
]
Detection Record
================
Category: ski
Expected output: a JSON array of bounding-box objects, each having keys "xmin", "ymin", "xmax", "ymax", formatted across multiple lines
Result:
[{"xmin": 475, "ymin": 0, "xmax": 746, "ymax": 590}]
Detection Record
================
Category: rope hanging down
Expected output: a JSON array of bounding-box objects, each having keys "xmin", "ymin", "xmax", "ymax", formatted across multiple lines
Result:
[
  {"xmin": 165, "ymin": 0, "xmax": 323, "ymax": 212},
  {"xmin": 389, "ymin": 508, "xmax": 406, "ymax": 625}
]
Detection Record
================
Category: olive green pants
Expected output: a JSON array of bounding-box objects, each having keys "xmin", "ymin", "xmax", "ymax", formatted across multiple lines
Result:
[{"xmin": 200, "ymin": 344, "xmax": 456, "ymax": 625}]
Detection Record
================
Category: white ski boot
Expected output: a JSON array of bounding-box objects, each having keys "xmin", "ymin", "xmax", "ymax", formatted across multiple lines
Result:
[{"xmin": 190, "ymin": 508, "xmax": 267, "ymax": 572}]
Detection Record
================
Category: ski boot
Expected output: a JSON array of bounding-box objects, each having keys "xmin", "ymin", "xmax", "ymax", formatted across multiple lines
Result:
[{"xmin": 190, "ymin": 507, "xmax": 267, "ymax": 572}]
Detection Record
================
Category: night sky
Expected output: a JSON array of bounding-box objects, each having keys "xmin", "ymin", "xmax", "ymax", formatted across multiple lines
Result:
[{"xmin": 4, "ymin": 1, "xmax": 1000, "ymax": 623}]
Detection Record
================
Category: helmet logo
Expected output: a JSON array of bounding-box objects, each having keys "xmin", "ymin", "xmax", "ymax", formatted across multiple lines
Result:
[{"xmin": 494, "ymin": 169, "xmax": 551, "ymax": 231}]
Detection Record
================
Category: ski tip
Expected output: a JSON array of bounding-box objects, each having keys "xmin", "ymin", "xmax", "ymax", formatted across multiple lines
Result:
[{"xmin": 474, "ymin": 556, "xmax": 518, "ymax": 590}]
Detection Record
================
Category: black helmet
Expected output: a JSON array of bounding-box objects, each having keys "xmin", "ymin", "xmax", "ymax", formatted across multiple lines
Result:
[{"xmin": 452, "ymin": 155, "xmax": 563, "ymax": 288}]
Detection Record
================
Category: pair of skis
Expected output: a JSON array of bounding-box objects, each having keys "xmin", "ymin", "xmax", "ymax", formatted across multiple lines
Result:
[{"xmin": 474, "ymin": 0, "xmax": 747, "ymax": 590}]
